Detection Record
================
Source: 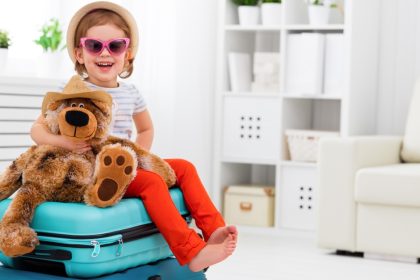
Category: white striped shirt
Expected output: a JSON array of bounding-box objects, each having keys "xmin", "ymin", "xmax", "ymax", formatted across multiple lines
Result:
[{"xmin": 59, "ymin": 80, "xmax": 146, "ymax": 139}]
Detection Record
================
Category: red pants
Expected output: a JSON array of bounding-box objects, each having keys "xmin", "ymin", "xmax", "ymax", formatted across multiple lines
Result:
[{"xmin": 124, "ymin": 159, "xmax": 225, "ymax": 265}]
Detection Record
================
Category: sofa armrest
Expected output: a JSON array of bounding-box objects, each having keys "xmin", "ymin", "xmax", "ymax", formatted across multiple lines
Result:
[{"xmin": 317, "ymin": 136, "xmax": 402, "ymax": 252}]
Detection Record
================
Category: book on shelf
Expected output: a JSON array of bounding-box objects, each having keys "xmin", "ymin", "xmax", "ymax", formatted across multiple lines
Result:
[
  {"xmin": 324, "ymin": 33, "xmax": 345, "ymax": 96},
  {"xmin": 285, "ymin": 33, "xmax": 325, "ymax": 95},
  {"xmin": 228, "ymin": 52, "xmax": 252, "ymax": 92}
]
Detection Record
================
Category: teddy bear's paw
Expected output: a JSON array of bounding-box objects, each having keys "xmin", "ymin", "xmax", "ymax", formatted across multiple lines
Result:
[
  {"xmin": 0, "ymin": 223, "xmax": 39, "ymax": 257},
  {"xmin": 85, "ymin": 144, "xmax": 137, "ymax": 207}
]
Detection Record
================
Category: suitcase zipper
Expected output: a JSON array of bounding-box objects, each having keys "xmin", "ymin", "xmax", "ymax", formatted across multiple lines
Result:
[
  {"xmin": 38, "ymin": 234, "xmax": 123, "ymax": 258},
  {"xmin": 34, "ymin": 214, "xmax": 191, "ymax": 257}
]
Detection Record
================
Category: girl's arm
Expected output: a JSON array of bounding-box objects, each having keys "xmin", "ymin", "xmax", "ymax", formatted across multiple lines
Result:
[
  {"xmin": 133, "ymin": 109, "xmax": 154, "ymax": 151},
  {"xmin": 30, "ymin": 114, "xmax": 91, "ymax": 153}
]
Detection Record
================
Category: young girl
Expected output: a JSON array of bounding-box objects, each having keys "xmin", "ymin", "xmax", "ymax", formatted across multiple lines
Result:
[{"xmin": 30, "ymin": 1, "xmax": 237, "ymax": 272}]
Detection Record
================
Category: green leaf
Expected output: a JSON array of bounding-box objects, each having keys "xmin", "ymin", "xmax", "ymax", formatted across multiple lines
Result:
[
  {"xmin": 0, "ymin": 29, "xmax": 11, "ymax": 48},
  {"xmin": 262, "ymin": 0, "xmax": 281, "ymax": 3},
  {"xmin": 34, "ymin": 18, "xmax": 64, "ymax": 52},
  {"xmin": 231, "ymin": 0, "xmax": 259, "ymax": 6}
]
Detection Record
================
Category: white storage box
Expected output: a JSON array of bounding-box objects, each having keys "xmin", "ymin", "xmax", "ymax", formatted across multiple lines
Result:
[
  {"xmin": 223, "ymin": 96, "xmax": 281, "ymax": 161},
  {"xmin": 224, "ymin": 185, "xmax": 275, "ymax": 227},
  {"xmin": 280, "ymin": 166, "xmax": 317, "ymax": 230},
  {"xmin": 285, "ymin": 129, "xmax": 339, "ymax": 162}
]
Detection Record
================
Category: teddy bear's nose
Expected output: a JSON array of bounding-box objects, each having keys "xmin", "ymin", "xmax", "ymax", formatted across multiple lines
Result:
[{"xmin": 65, "ymin": 110, "xmax": 89, "ymax": 127}]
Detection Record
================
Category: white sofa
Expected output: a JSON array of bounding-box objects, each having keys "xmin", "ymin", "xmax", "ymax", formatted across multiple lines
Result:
[{"xmin": 317, "ymin": 79, "xmax": 420, "ymax": 259}]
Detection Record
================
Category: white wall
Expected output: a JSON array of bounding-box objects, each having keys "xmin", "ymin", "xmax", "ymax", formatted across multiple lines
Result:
[
  {"xmin": 127, "ymin": 1, "xmax": 217, "ymax": 188},
  {"xmin": 376, "ymin": 0, "xmax": 420, "ymax": 135}
]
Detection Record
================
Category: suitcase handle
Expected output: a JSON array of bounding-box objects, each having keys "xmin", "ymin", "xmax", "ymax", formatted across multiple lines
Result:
[{"xmin": 24, "ymin": 249, "xmax": 72, "ymax": 261}]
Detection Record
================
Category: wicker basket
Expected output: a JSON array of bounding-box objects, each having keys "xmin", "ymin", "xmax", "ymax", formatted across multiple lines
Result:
[{"xmin": 285, "ymin": 129, "xmax": 339, "ymax": 162}]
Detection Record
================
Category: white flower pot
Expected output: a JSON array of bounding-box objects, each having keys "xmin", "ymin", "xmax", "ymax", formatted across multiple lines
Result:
[
  {"xmin": 261, "ymin": 3, "xmax": 282, "ymax": 26},
  {"xmin": 38, "ymin": 52, "xmax": 62, "ymax": 78},
  {"xmin": 308, "ymin": 5, "xmax": 330, "ymax": 25},
  {"xmin": 0, "ymin": 48, "xmax": 8, "ymax": 74},
  {"xmin": 238, "ymin": 6, "xmax": 260, "ymax": 26}
]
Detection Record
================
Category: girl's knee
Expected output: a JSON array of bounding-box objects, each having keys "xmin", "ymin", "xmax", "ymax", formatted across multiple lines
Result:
[{"xmin": 170, "ymin": 159, "xmax": 197, "ymax": 174}]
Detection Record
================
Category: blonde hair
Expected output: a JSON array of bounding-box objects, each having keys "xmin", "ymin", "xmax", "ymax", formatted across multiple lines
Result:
[{"xmin": 73, "ymin": 9, "xmax": 134, "ymax": 78}]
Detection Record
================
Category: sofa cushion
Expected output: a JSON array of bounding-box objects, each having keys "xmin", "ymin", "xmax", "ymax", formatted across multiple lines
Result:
[
  {"xmin": 355, "ymin": 163, "xmax": 420, "ymax": 207},
  {"xmin": 401, "ymin": 78, "xmax": 420, "ymax": 162}
]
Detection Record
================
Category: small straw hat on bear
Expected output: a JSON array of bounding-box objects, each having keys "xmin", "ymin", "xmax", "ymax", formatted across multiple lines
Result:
[{"xmin": 42, "ymin": 75, "xmax": 112, "ymax": 115}]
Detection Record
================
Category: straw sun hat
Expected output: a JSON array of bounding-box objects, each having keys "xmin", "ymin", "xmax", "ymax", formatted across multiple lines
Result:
[
  {"xmin": 66, "ymin": 1, "xmax": 139, "ymax": 63},
  {"xmin": 42, "ymin": 75, "xmax": 112, "ymax": 115}
]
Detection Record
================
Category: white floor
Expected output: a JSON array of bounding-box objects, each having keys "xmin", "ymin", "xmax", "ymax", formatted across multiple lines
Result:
[{"xmin": 206, "ymin": 230, "xmax": 420, "ymax": 280}]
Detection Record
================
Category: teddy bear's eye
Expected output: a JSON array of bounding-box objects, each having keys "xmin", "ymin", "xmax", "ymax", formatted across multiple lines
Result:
[
  {"xmin": 71, "ymin": 103, "xmax": 77, "ymax": 107},
  {"xmin": 79, "ymin": 103, "xmax": 85, "ymax": 108}
]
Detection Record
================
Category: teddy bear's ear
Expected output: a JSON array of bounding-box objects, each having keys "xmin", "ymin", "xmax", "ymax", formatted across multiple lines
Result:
[
  {"xmin": 92, "ymin": 100, "xmax": 111, "ymax": 118},
  {"xmin": 47, "ymin": 101, "xmax": 61, "ymax": 112}
]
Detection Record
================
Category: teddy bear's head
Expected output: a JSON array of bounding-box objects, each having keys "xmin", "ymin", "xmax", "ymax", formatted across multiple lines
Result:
[
  {"xmin": 44, "ymin": 97, "xmax": 111, "ymax": 142},
  {"xmin": 42, "ymin": 75, "xmax": 113, "ymax": 143}
]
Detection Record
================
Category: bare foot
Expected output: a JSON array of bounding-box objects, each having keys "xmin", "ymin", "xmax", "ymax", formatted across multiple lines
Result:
[
  {"xmin": 207, "ymin": 225, "xmax": 238, "ymax": 244},
  {"xmin": 188, "ymin": 234, "xmax": 237, "ymax": 272}
]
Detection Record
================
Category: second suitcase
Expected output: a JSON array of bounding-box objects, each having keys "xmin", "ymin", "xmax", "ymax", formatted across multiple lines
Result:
[{"xmin": 0, "ymin": 188, "xmax": 191, "ymax": 278}]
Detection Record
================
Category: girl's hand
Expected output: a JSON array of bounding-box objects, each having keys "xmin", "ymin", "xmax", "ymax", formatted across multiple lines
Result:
[{"xmin": 55, "ymin": 135, "xmax": 91, "ymax": 154}]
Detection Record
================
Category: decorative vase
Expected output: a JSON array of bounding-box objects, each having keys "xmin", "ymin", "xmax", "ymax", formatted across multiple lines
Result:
[
  {"xmin": 238, "ymin": 6, "xmax": 260, "ymax": 26},
  {"xmin": 308, "ymin": 5, "xmax": 330, "ymax": 25},
  {"xmin": 38, "ymin": 52, "xmax": 62, "ymax": 78},
  {"xmin": 0, "ymin": 48, "xmax": 8, "ymax": 74},
  {"xmin": 261, "ymin": 3, "xmax": 282, "ymax": 26}
]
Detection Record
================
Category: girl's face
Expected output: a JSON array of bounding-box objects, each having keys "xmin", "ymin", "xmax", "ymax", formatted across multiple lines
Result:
[{"xmin": 75, "ymin": 24, "xmax": 129, "ymax": 88}]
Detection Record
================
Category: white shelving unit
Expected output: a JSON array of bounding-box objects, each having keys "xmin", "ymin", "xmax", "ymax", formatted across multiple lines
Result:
[{"xmin": 213, "ymin": 0, "xmax": 381, "ymax": 233}]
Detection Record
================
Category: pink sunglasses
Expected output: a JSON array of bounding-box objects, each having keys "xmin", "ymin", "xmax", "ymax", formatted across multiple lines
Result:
[{"xmin": 80, "ymin": 37, "xmax": 130, "ymax": 56}]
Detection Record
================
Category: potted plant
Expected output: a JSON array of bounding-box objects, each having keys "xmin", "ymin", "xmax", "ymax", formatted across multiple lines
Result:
[
  {"xmin": 0, "ymin": 30, "xmax": 11, "ymax": 74},
  {"xmin": 231, "ymin": 0, "xmax": 260, "ymax": 26},
  {"xmin": 35, "ymin": 18, "xmax": 65, "ymax": 77},
  {"xmin": 261, "ymin": 0, "xmax": 282, "ymax": 26}
]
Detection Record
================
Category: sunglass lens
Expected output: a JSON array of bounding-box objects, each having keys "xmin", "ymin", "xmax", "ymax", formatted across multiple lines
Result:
[
  {"xmin": 109, "ymin": 39, "xmax": 127, "ymax": 54},
  {"xmin": 85, "ymin": 39, "xmax": 103, "ymax": 53}
]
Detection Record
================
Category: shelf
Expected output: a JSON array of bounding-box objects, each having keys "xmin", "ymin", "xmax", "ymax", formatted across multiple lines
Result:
[
  {"xmin": 221, "ymin": 157, "xmax": 278, "ymax": 165},
  {"xmin": 223, "ymin": 91, "xmax": 281, "ymax": 98},
  {"xmin": 215, "ymin": 0, "xmax": 380, "ymax": 234},
  {"xmin": 225, "ymin": 25, "xmax": 282, "ymax": 32},
  {"xmin": 282, "ymin": 94, "xmax": 343, "ymax": 100},
  {"xmin": 285, "ymin": 24, "xmax": 345, "ymax": 31},
  {"xmin": 281, "ymin": 160, "xmax": 317, "ymax": 168}
]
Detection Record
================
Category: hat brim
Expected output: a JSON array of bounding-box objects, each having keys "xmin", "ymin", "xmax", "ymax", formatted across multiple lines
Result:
[
  {"xmin": 67, "ymin": 1, "xmax": 139, "ymax": 63},
  {"xmin": 42, "ymin": 91, "xmax": 112, "ymax": 115}
]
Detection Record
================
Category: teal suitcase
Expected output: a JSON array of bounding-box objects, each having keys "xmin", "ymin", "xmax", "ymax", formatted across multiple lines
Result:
[{"xmin": 0, "ymin": 188, "xmax": 194, "ymax": 278}]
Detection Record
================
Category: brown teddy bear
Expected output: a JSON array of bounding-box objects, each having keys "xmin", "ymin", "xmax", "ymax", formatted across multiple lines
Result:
[{"xmin": 0, "ymin": 75, "xmax": 176, "ymax": 257}]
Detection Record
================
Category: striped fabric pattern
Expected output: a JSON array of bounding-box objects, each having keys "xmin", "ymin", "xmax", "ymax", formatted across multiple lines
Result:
[{"xmin": 59, "ymin": 80, "xmax": 146, "ymax": 140}]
